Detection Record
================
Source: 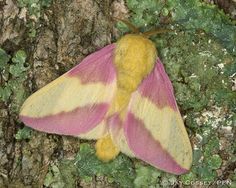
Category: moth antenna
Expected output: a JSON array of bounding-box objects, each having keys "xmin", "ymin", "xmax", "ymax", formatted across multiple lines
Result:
[
  {"xmin": 143, "ymin": 28, "xmax": 173, "ymax": 38},
  {"xmin": 112, "ymin": 17, "xmax": 140, "ymax": 34}
]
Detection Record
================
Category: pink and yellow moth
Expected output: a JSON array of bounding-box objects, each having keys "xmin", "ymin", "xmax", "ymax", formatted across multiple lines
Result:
[{"xmin": 19, "ymin": 24, "xmax": 192, "ymax": 175}]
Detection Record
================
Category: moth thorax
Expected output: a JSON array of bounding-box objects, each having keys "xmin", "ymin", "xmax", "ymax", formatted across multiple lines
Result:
[
  {"xmin": 114, "ymin": 34, "xmax": 157, "ymax": 93},
  {"xmin": 108, "ymin": 34, "xmax": 157, "ymax": 115}
]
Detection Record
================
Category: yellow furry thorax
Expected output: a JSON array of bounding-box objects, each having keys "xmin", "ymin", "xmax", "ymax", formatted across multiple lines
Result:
[
  {"xmin": 96, "ymin": 34, "xmax": 158, "ymax": 161},
  {"xmin": 111, "ymin": 34, "xmax": 157, "ymax": 116}
]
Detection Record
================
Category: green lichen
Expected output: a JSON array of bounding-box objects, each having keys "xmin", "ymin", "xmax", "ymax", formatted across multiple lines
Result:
[
  {"xmin": 10, "ymin": 50, "xmax": 28, "ymax": 77},
  {"xmin": 0, "ymin": 48, "xmax": 11, "ymax": 67},
  {"xmin": 134, "ymin": 164, "xmax": 161, "ymax": 187},
  {"xmin": 15, "ymin": 127, "xmax": 32, "ymax": 140},
  {"xmin": 207, "ymin": 154, "xmax": 222, "ymax": 170},
  {"xmin": 17, "ymin": 0, "xmax": 52, "ymax": 37},
  {"xmin": 0, "ymin": 49, "xmax": 11, "ymax": 102},
  {"xmin": 0, "ymin": 49, "xmax": 28, "ymax": 113},
  {"xmin": 44, "ymin": 165, "xmax": 66, "ymax": 188},
  {"xmin": 44, "ymin": 160, "xmax": 78, "ymax": 188},
  {"xmin": 75, "ymin": 143, "xmax": 135, "ymax": 187}
]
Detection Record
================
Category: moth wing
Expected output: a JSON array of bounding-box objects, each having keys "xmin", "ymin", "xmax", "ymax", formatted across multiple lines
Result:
[
  {"xmin": 124, "ymin": 59, "xmax": 192, "ymax": 175},
  {"xmin": 20, "ymin": 44, "xmax": 116, "ymax": 139},
  {"xmin": 108, "ymin": 114, "xmax": 135, "ymax": 157}
]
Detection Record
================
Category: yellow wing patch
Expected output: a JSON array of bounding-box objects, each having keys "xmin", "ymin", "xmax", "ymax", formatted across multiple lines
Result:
[
  {"xmin": 78, "ymin": 120, "xmax": 108, "ymax": 140},
  {"xmin": 20, "ymin": 75, "xmax": 116, "ymax": 117}
]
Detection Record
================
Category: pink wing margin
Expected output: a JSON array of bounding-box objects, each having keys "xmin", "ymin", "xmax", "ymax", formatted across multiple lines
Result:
[
  {"xmin": 20, "ymin": 44, "xmax": 116, "ymax": 136},
  {"xmin": 124, "ymin": 59, "xmax": 192, "ymax": 175}
]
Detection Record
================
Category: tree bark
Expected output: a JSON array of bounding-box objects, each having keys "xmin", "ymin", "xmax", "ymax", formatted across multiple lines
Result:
[{"xmin": 0, "ymin": 0, "xmax": 116, "ymax": 186}]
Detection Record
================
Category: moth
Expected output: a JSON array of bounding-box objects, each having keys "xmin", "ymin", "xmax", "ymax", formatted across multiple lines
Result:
[{"xmin": 19, "ymin": 21, "xmax": 192, "ymax": 175}]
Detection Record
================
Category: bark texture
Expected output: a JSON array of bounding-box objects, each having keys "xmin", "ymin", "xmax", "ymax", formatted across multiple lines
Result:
[{"xmin": 0, "ymin": 0, "xmax": 116, "ymax": 187}]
